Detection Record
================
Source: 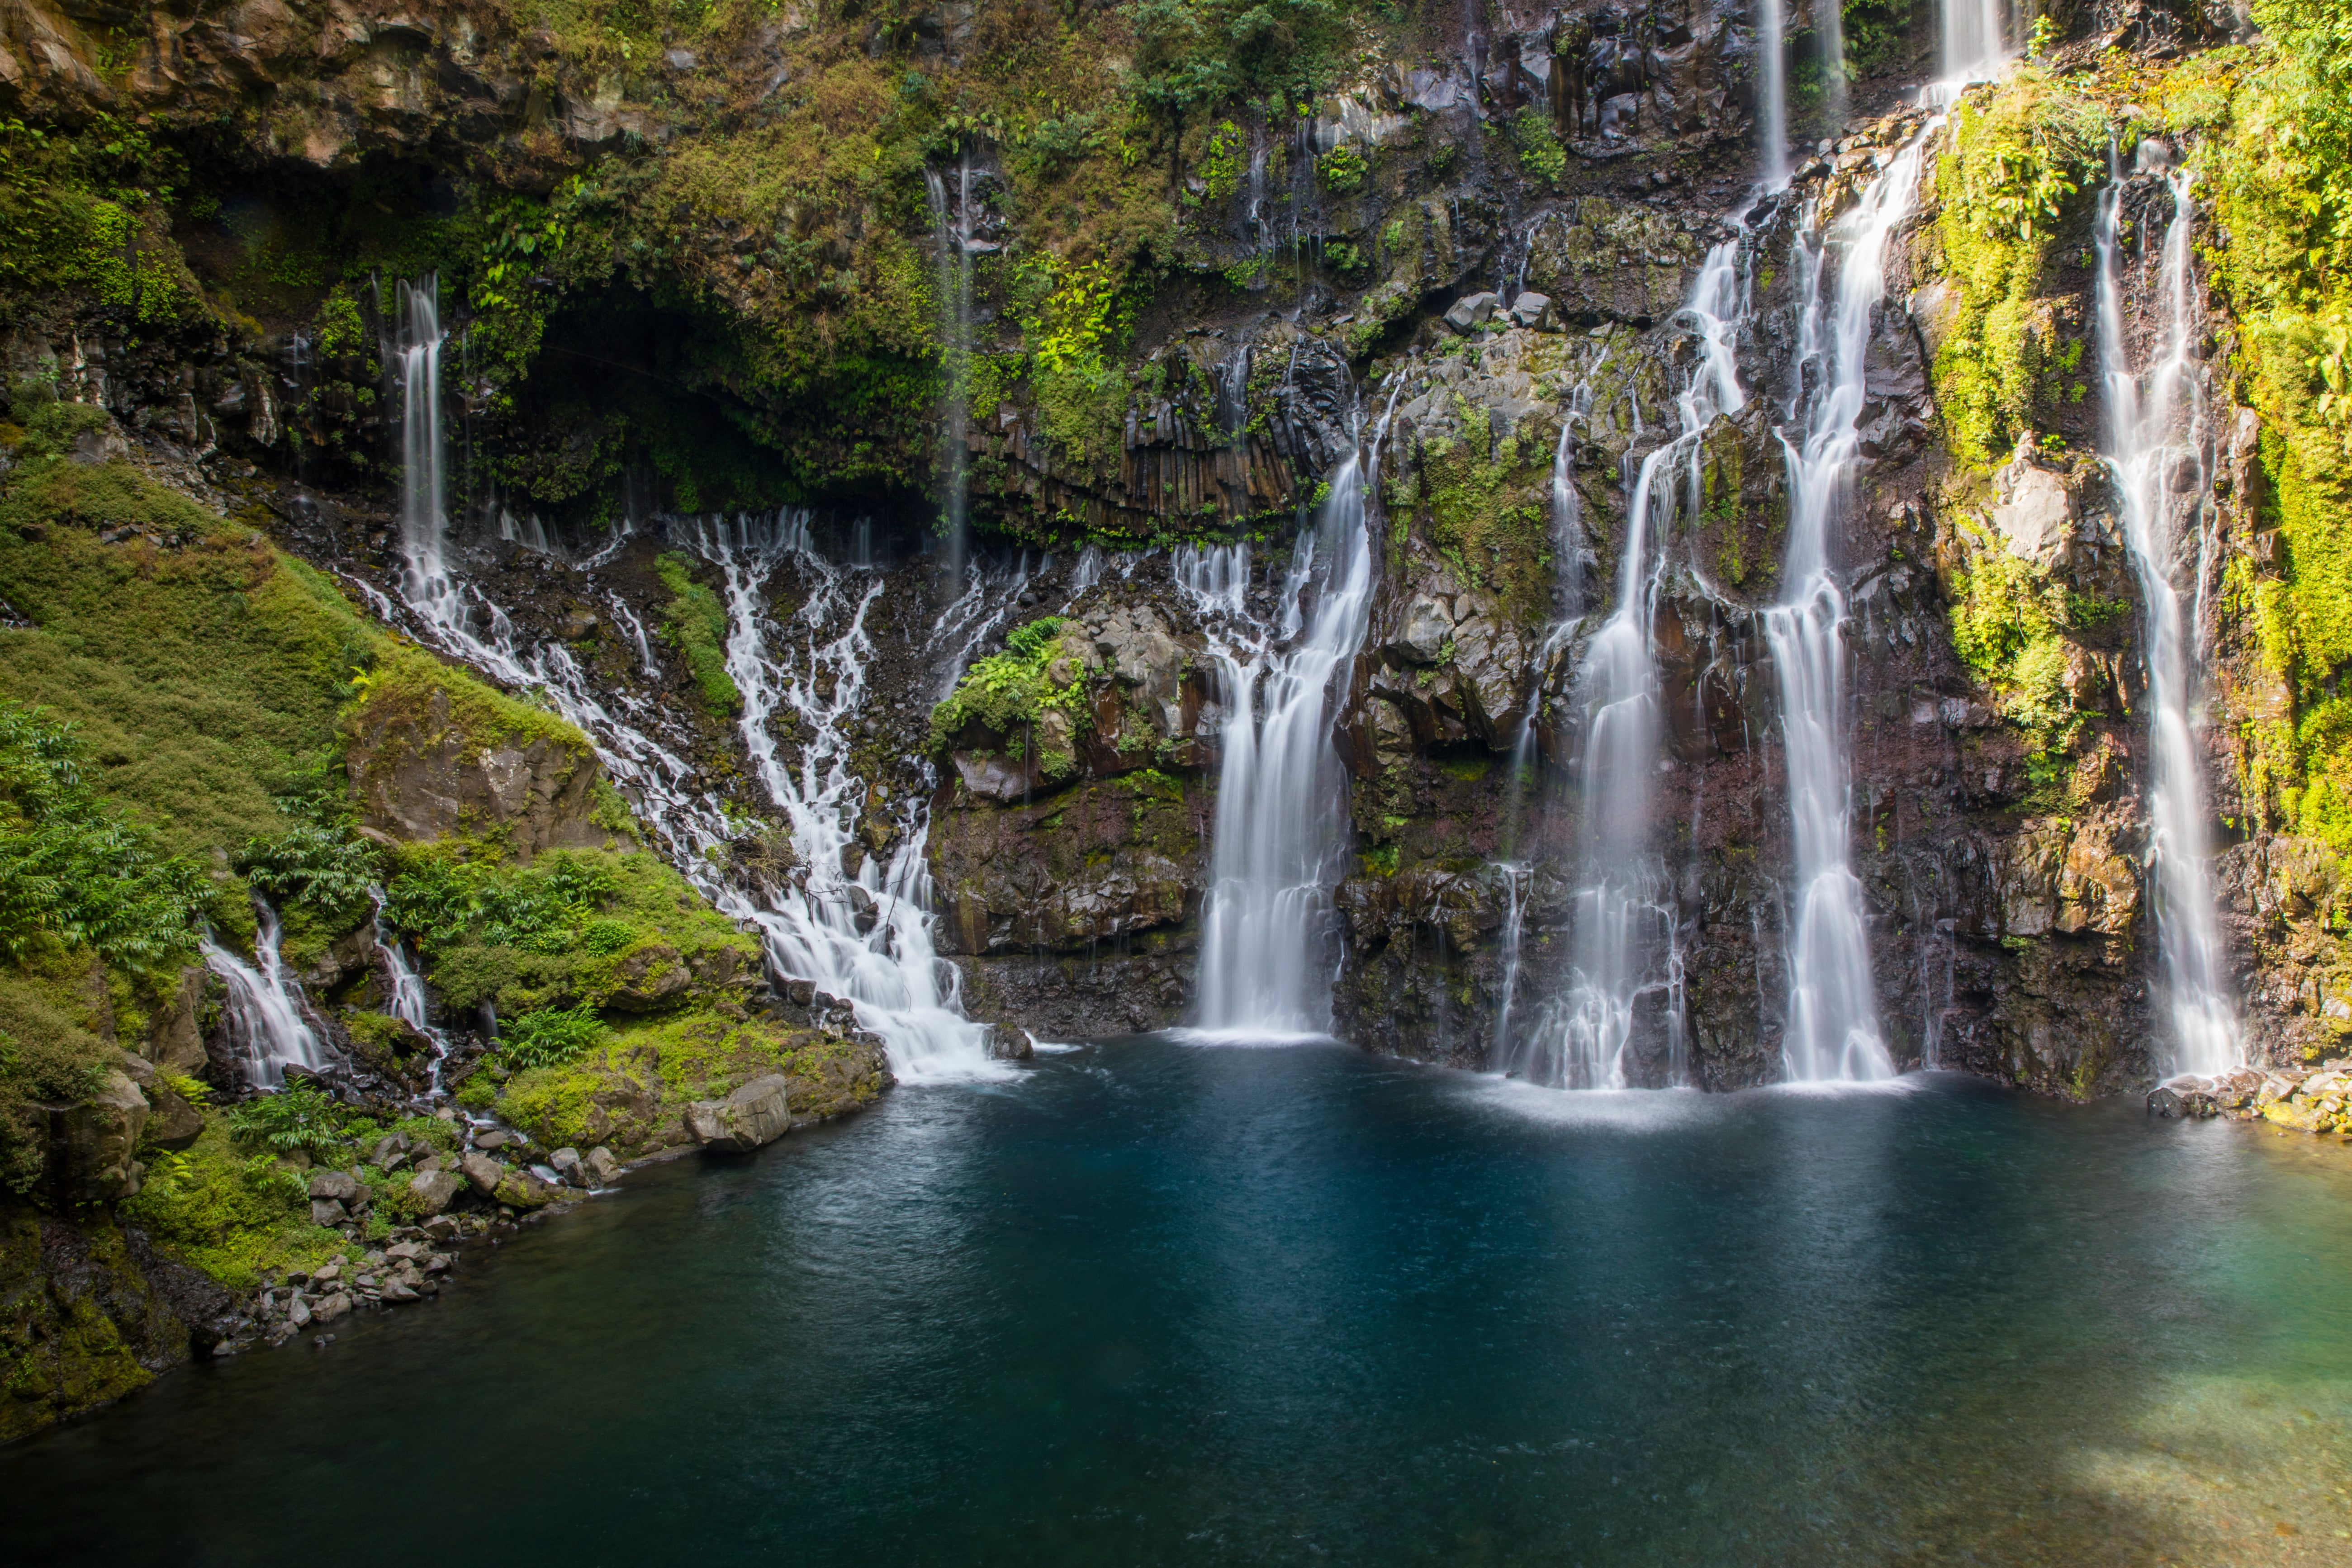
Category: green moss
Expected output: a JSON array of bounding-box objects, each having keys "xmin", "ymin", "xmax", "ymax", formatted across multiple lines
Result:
[
  {"xmin": 1945, "ymin": 525, "xmax": 2083, "ymax": 758},
  {"xmin": 654, "ymin": 552, "xmax": 740, "ymax": 716},
  {"xmin": 1386, "ymin": 397, "xmax": 1553, "ymax": 622},
  {"xmin": 496, "ymin": 1008, "xmax": 884, "ymax": 1155},
  {"xmin": 342, "ymin": 644, "xmax": 584, "ymax": 766},
  {"xmin": 392, "ymin": 846, "xmax": 758, "ymax": 1017}
]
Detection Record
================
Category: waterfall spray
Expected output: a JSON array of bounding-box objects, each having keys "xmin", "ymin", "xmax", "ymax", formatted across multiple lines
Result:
[
  {"xmin": 2094, "ymin": 156, "xmax": 2242, "ymax": 1078},
  {"xmin": 1765, "ymin": 126, "xmax": 1939, "ymax": 1084}
]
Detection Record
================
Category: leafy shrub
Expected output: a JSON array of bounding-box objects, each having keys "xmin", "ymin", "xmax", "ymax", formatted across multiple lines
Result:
[
  {"xmin": 0, "ymin": 701, "xmax": 209, "ymax": 971},
  {"xmin": 580, "ymin": 917, "xmax": 637, "ymax": 955},
  {"xmin": 1511, "ymin": 107, "xmax": 1565, "ymax": 187},
  {"xmin": 226, "ymin": 1079, "xmax": 349, "ymax": 1156},
  {"xmin": 381, "ymin": 850, "xmax": 616, "ymax": 953},
  {"xmin": 1320, "ymin": 144, "xmax": 1368, "ymax": 194},
  {"xmin": 498, "ymin": 1004, "xmax": 605, "ymax": 1070},
  {"xmin": 928, "ymin": 616, "xmax": 1093, "ymax": 756},
  {"xmin": 237, "ymin": 822, "xmax": 381, "ymax": 924}
]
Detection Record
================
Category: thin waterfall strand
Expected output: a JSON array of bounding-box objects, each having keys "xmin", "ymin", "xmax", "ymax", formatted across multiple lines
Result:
[
  {"xmin": 1766, "ymin": 129, "xmax": 1938, "ymax": 1083},
  {"xmin": 394, "ymin": 279, "xmax": 463, "ymax": 632},
  {"xmin": 2094, "ymin": 163, "xmax": 2242, "ymax": 1078},
  {"xmin": 1758, "ymin": 0, "xmax": 1787, "ymax": 187},
  {"xmin": 1507, "ymin": 242, "xmax": 1745, "ymax": 1089}
]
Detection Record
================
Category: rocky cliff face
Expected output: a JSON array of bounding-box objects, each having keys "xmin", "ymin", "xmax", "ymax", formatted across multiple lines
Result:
[{"xmin": 3, "ymin": 0, "xmax": 2343, "ymax": 1149}]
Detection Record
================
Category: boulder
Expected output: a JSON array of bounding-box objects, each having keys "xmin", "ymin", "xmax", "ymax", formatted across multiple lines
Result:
[
  {"xmin": 1387, "ymin": 596, "xmax": 1453, "ymax": 664},
  {"xmin": 607, "ymin": 944, "xmax": 692, "ymax": 1010},
  {"xmin": 138, "ymin": 1076, "xmax": 205, "ymax": 1151},
  {"xmin": 550, "ymin": 1147, "xmax": 585, "ymax": 1186},
  {"xmin": 343, "ymin": 679, "xmax": 603, "ymax": 862},
  {"xmin": 459, "ymin": 1151, "xmax": 506, "ymax": 1196},
  {"xmin": 313, "ymin": 1292, "xmax": 351, "ymax": 1324},
  {"xmin": 46, "ymin": 1069, "xmax": 149, "ymax": 1202},
  {"xmin": 490, "ymin": 1167, "xmax": 567, "ymax": 1208},
  {"xmin": 307, "ymin": 1170, "xmax": 360, "ymax": 1203},
  {"xmin": 682, "ymin": 1074, "xmax": 792, "ymax": 1153},
  {"xmin": 407, "ymin": 1168, "xmax": 463, "ymax": 1216},
  {"xmin": 583, "ymin": 1146, "xmax": 622, "ymax": 1185},
  {"xmin": 309, "ymin": 1198, "xmax": 349, "ymax": 1227},
  {"xmin": 1988, "ymin": 446, "xmax": 2077, "ymax": 565},
  {"xmin": 1507, "ymin": 291, "xmax": 1555, "ymax": 330},
  {"xmin": 1442, "ymin": 291, "xmax": 1503, "ymax": 333}
]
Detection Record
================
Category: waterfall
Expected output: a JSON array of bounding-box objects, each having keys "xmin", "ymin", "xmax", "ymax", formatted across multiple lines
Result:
[
  {"xmin": 379, "ymin": 326, "xmax": 1005, "ymax": 1080},
  {"xmin": 393, "ymin": 278, "xmax": 463, "ymax": 633},
  {"xmin": 1759, "ymin": 0, "xmax": 1788, "ymax": 186},
  {"xmin": 1504, "ymin": 242, "xmax": 1745, "ymax": 1089},
  {"xmin": 372, "ymin": 891, "xmax": 451, "ymax": 1094},
  {"xmin": 203, "ymin": 902, "xmax": 330, "ymax": 1089},
  {"xmin": 2094, "ymin": 159, "xmax": 2243, "ymax": 1079},
  {"xmin": 1181, "ymin": 412, "xmax": 1388, "ymax": 1036},
  {"xmin": 1764, "ymin": 128, "xmax": 1938, "ymax": 1084},
  {"xmin": 1943, "ymin": 0, "xmax": 2008, "ymax": 85},
  {"xmin": 924, "ymin": 155, "xmax": 975, "ymax": 579},
  {"xmin": 678, "ymin": 515, "xmax": 1005, "ymax": 1081}
]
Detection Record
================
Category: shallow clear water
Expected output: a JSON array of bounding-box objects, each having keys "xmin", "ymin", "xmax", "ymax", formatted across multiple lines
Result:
[{"xmin": 10, "ymin": 1038, "xmax": 2352, "ymax": 1565}]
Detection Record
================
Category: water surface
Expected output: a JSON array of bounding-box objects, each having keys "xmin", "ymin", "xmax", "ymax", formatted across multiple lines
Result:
[{"xmin": 9, "ymin": 1038, "xmax": 2352, "ymax": 1565}]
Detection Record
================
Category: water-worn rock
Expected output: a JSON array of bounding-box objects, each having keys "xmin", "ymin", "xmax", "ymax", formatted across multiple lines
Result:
[
  {"xmin": 683, "ymin": 1074, "xmax": 792, "ymax": 1153},
  {"xmin": 491, "ymin": 1167, "xmax": 567, "ymax": 1208},
  {"xmin": 583, "ymin": 1146, "xmax": 622, "ymax": 1184},
  {"xmin": 458, "ymin": 1151, "xmax": 506, "ymax": 1196},
  {"xmin": 407, "ymin": 1168, "xmax": 462, "ymax": 1215}
]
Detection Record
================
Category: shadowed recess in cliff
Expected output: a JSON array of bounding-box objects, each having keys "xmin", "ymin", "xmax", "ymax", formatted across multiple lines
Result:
[{"xmin": 2095, "ymin": 153, "xmax": 2242, "ymax": 1079}]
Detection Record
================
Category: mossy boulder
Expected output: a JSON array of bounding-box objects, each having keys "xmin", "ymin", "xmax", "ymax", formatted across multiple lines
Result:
[{"xmin": 342, "ymin": 649, "xmax": 604, "ymax": 861}]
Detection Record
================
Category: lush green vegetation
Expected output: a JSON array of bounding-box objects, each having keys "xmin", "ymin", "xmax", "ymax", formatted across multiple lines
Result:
[
  {"xmin": 654, "ymin": 552, "xmax": 740, "ymax": 716},
  {"xmin": 1928, "ymin": 69, "xmax": 2102, "ymax": 471},
  {"xmin": 2180, "ymin": 12, "xmax": 2352, "ymax": 847},
  {"xmin": 929, "ymin": 616, "xmax": 1095, "ymax": 776}
]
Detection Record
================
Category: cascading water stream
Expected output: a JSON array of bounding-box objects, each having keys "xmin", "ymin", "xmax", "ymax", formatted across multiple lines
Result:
[
  {"xmin": 371, "ymin": 890, "xmax": 451, "ymax": 1094},
  {"xmin": 1943, "ymin": 0, "xmax": 2009, "ymax": 85},
  {"xmin": 2094, "ymin": 156, "xmax": 2243, "ymax": 1078},
  {"xmin": 677, "ymin": 514, "xmax": 1004, "ymax": 1080},
  {"xmin": 1502, "ymin": 242, "xmax": 1745, "ymax": 1089},
  {"xmin": 1758, "ymin": 0, "xmax": 1788, "ymax": 187},
  {"xmin": 1180, "ymin": 402, "xmax": 1394, "ymax": 1036},
  {"xmin": 1763, "ymin": 127, "xmax": 1939, "ymax": 1084},
  {"xmin": 202, "ymin": 902, "xmax": 329, "ymax": 1089},
  {"xmin": 378, "ymin": 279, "xmax": 1003, "ymax": 1081}
]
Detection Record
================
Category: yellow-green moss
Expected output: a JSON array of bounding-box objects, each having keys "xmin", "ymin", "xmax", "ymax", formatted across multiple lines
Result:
[
  {"xmin": 1929, "ymin": 71, "xmax": 2103, "ymax": 471},
  {"xmin": 653, "ymin": 551, "xmax": 740, "ymax": 716}
]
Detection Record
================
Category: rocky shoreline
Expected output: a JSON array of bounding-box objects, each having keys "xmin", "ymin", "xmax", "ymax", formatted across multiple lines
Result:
[{"xmin": 2149, "ymin": 1063, "xmax": 2352, "ymax": 1139}]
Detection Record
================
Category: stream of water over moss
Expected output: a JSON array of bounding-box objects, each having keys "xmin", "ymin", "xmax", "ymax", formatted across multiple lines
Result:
[{"xmin": 9, "ymin": 1039, "xmax": 2352, "ymax": 1565}]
